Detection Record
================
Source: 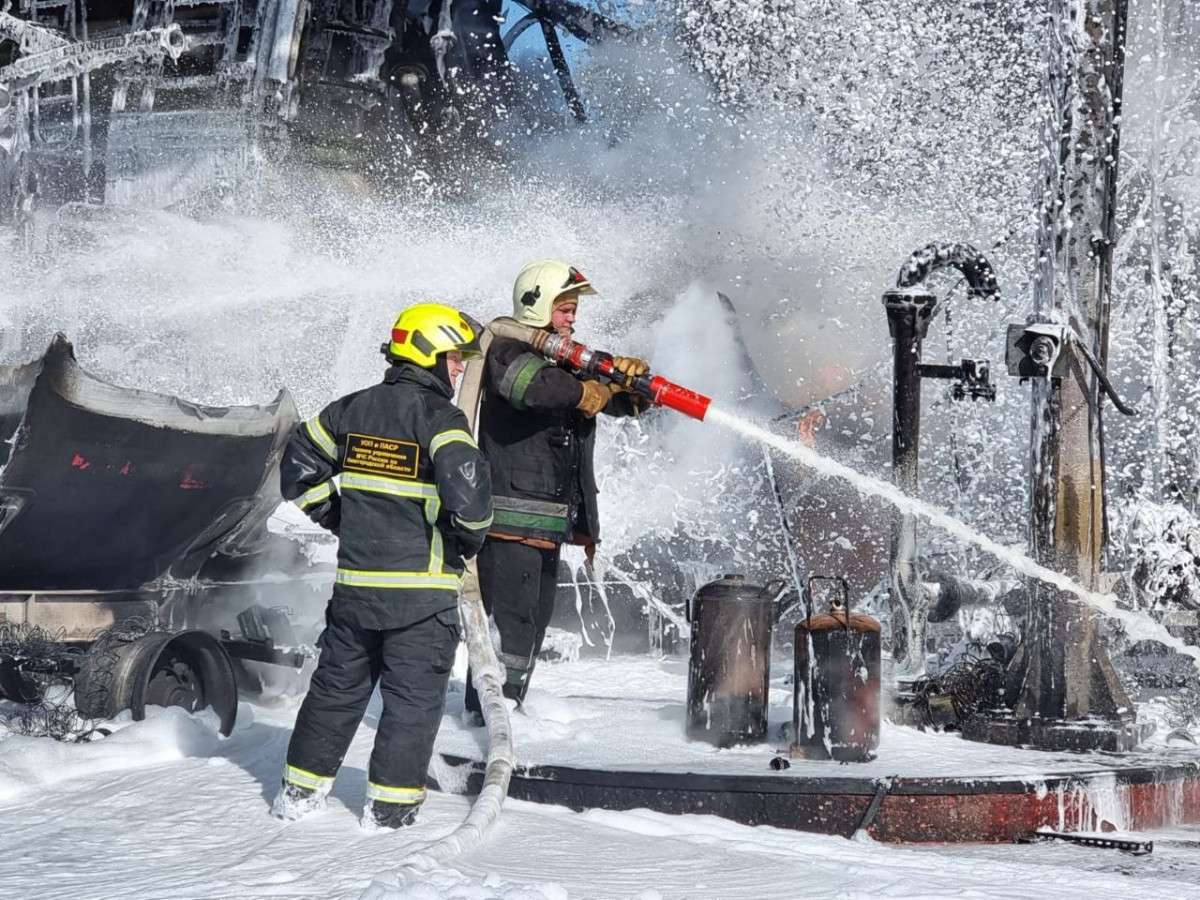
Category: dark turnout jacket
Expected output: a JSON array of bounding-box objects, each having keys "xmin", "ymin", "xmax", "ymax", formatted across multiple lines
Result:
[
  {"xmin": 281, "ymin": 363, "xmax": 492, "ymax": 630},
  {"xmin": 479, "ymin": 333, "xmax": 637, "ymax": 545}
]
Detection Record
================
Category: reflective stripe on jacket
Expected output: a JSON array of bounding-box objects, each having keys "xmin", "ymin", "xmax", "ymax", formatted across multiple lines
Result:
[
  {"xmin": 280, "ymin": 363, "xmax": 492, "ymax": 629},
  {"xmin": 478, "ymin": 334, "xmax": 637, "ymax": 545}
]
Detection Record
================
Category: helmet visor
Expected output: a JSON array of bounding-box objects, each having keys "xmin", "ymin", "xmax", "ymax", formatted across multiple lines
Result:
[{"xmin": 457, "ymin": 313, "xmax": 485, "ymax": 361}]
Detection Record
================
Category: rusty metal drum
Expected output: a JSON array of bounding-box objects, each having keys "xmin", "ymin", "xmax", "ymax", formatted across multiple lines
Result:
[{"xmin": 793, "ymin": 594, "xmax": 881, "ymax": 762}]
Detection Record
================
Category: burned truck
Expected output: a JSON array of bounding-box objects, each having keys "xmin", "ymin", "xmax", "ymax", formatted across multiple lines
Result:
[
  {"xmin": 0, "ymin": 334, "xmax": 327, "ymax": 736},
  {"xmin": 0, "ymin": 0, "xmax": 623, "ymax": 220}
]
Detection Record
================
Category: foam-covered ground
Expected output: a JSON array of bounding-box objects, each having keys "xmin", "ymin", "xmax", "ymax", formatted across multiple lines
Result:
[
  {"xmin": 3, "ymin": 656, "xmax": 1200, "ymax": 900},
  {"xmin": 435, "ymin": 655, "xmax": 1198, "ymax": 781}
]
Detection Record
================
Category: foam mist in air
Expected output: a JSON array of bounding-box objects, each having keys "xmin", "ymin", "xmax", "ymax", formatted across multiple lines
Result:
[{"xmin": 703, "ymin": 404, "xmax": 1200, "ymax": 669}]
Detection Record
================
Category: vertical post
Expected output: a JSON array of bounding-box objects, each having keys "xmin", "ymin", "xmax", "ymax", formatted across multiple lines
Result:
[
  {"xmin": 540, "ymin": 18, "xmax": 587, "ymax": 123},
  {"xmin": 1016, "ymin": 0, "xmax": 1139, "ymax": 750},
  {"xmin": 1031, "ymin": 0, "xmax": 1129, "ymax": 583},
  {"xmin": 883, "ymin": 289, "xmax": 937, "ymax": 673}
]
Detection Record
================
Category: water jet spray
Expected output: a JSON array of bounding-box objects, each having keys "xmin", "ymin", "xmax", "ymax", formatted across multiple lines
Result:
[{"xmin": 702, "ymin": 405, "xmax": 1200, "ymax": 673}]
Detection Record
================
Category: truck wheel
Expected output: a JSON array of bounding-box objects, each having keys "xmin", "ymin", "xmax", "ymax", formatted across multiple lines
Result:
[{"xmin": 75, "ymin": 630, "xmax": 238, "ymax": 736}]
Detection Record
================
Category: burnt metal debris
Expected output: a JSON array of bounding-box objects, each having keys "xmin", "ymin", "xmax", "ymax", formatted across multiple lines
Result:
[
  {"xmin": 906, "ymin": 656, "xmax": 1008, "ymax": 730},
  {"xmin": 1022, "ymin": 830, "xmax": 1154, "ymax": 855},
  {"xmin": 0, "ymin": 622, "xmax": 104, "ymax": 741},
  {"xmin": 0, "ymin": 0, "xmax": 628, "ymax": 223},
  {"xmin": 0, "ymin": 615, "xmax": 240, "ymax": 741}
]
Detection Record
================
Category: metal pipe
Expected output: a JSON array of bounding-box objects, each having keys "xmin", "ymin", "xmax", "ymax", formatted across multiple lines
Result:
[
  {"xmin": 922, "ymin": 574, "xmax": 1024, "ymax": 623},
  {"xmin": 502, "ymin": 12, "xmax": 541, "ymax": 51},
  {"xmin": 883, "ymin": 242, "xmax": 1000, "ymax": 673},
  {"xmin": 539, "ymin": 17, "xmax": 585, "ymax": 122},
  {"xmin": 514, "ymin": 0, "xmax": 629, "ymax": 44},
  {"xmin": 0, "ymin": 12, "xmax": 71, "ymax": 54},
  {"xmin": 79, "ymin": 0, "xmax": 93, "ymax": 180},
  {"xmin": 883, "ymin": 288, "xmax": 937, "ymax": 672},
  {"xmin": 266, "ymin": 0, "xmax": 303, "ymax": 84},
  {"xmin": 1071, "ymin": 333, "xmax": 1138, "ymax": 416},
  {"xmin": 0, "ymin": 26, "xmax": 185, "ymax": 92},
  {"xmin": 895, "ymin": 241, "xmax": 1001, "ymax": 300}
]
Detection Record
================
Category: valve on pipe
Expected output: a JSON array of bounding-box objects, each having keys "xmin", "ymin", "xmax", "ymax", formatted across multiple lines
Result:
[{"xmin": 1004, "ymin": 322, "xmax": 1137, "ymax": 416}]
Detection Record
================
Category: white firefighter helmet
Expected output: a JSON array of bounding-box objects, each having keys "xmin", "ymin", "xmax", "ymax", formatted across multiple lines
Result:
[{"xmin": 511, "ymin": 259, "xmax": 597, "ymax": 327}]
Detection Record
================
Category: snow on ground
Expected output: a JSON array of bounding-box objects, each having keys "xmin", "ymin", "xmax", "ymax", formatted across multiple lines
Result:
[{"xmin": 2, "ymin": 657, "xmax": 1200, "ymax": 900}]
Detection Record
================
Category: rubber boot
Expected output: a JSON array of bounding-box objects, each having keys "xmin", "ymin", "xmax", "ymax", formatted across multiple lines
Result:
[
  {"xmin": 270, "ymin": 779, "xmax": 329, "ymax": 822},
  {"xmin": 367, "ymin": 799, "xmax": 422, "ymax": 830}
]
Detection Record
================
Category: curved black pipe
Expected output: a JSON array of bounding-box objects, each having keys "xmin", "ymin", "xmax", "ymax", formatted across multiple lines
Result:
[
  {"xmin": 896, "ymin": 242, "xmax": 1001, "ymax": 301},
  {"xmin": 513, "ymin": 0, "xmax": 630, "ymax": 44},
  {"xmin": 540, "ymin": 16, "xmax": 587, "ymax": 122},
  {"xmin": 502, "ymin": 13, "xmax": 541, "ymax": 51},
  {"xmin": 1072, "ymin": 334, "xmax": 1138, "ymax": 416}
]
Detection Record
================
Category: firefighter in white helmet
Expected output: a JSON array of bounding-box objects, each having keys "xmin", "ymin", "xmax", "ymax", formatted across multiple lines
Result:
[{"xmin": 465, "ymin": 259, "xmax": 649, "ymax": 715}]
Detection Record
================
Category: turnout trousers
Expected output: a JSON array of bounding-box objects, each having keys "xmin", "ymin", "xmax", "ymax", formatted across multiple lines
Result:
[
  {"xmin": 466, "ymin": 538, "xmax": 559, "ymax": 712},
  {"xmin": 285, "ymin": 605, "xmax": 460, "ymax": 806}
]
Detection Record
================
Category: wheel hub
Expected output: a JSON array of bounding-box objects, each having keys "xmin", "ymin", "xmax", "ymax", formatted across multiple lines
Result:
[{"xmin": 143, "ymin": 654, "xmax": 201, "ymax": 712}]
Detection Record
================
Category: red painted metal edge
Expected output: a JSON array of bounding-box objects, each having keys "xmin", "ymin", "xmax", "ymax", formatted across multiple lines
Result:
[
  {"xmin": 438, "ymin": 754, "xmax": 1200, "ymax": 843},
  {"xmin": 871, "ymin": 773, "xmax": 1200, "ymax": 842}
]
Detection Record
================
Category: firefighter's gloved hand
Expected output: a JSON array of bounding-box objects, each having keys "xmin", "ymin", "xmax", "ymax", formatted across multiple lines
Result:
[
  {"xmin": 611, "ymin": 356, "xmax": 650, "ymax": 391},
  {"xmin": 576, "ymin": 380, "xmax": 611, "ymax": 417},
  {"xmin": 308, "ymin": 495, "xmax": 341, "ymax": 536}
]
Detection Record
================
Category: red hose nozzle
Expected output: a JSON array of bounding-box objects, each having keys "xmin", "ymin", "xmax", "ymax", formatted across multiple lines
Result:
[
  {"xmin": 635, "ymin": 375, "xmax": 711, "ymax": 421},
  {"xmin": 540, "ymin": 334, "xmax": 712, "ymax": 422}
]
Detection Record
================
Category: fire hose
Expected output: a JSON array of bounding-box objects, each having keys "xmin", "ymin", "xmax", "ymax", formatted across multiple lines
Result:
[{"xmin": 369, "ymin": 318, "xmax": 709, "ymax": 891}]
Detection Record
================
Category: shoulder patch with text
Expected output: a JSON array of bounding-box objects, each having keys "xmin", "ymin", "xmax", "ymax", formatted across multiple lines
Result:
[{"xmin": 342, "ymin": 433, "xmax": 420, "ymax": 479}]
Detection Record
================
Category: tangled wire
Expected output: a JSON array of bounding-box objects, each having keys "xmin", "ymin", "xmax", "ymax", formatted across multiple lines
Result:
[
  {"xmin": 909, "ymin": 657, "xmax": 1007, "ymax": 728},
  {"xmin": 0, "ymin": 617, "xmax": 167, "ymax": 742},
  {"xmin": 0, "ymin": 623, "xmax": 98, "ymax": 741},
  {"xmin": 0, "ymin": 623, "xmax": 64, "ymax": 697},
  {"xmin": 1163, "ymin": 687, "xmax": 1200, "ymax": 734}
]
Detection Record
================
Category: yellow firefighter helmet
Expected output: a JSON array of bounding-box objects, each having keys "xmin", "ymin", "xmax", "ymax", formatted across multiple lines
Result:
[{"xmin": 384, "ymin": 303, "xmax": 484, "ymax": 367}]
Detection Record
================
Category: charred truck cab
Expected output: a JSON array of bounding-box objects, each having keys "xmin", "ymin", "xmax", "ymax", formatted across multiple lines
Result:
[{"xmin": 0, "ymin": 335, "xmax": 326, "ymax": 736}]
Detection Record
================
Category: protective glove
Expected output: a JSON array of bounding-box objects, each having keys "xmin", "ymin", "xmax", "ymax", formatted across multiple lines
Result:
[
  {"xmin": 307, "ymin": 492, "xmax": 342, "ymax": 536},
  {"xmin": 611, "ymin": 356, "xmax": 650, "ymax": 391},
  {"xmin": 576, "ymin": 379, "xmax": 611, "ymax": 417}
]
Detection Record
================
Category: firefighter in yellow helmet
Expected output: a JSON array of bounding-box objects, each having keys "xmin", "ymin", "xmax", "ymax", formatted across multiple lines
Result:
[
  {"xmin": 272, "ymin": 303, "xmax": 492, "ymax": 829},
  {"xmin": 464, "ymin": 260, "xmax": 649, "ymax": 716}
]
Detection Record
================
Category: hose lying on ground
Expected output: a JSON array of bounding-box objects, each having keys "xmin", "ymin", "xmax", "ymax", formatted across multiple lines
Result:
[{"xmin": 362, "ymin": 566, "xmax": 515, "ymax": 893}]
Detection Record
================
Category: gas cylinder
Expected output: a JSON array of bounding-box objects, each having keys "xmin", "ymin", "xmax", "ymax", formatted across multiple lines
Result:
[
  {"xmin": 686, "ymin": 574, "xmax": 776, "ymax": 747},
  {"xmin": 792, "ymin": 583, "xmax": 881, "ymax": 762}
]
